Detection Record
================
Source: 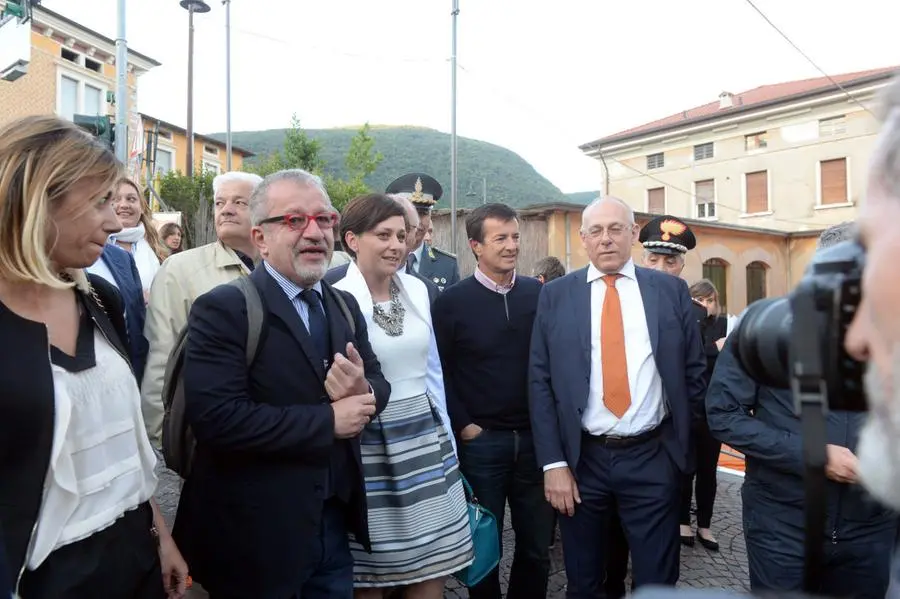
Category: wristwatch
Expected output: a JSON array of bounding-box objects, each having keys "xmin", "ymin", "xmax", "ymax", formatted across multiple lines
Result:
[{"xmin": 150, "ymin": 525, "xmax": 161, "ymax": 548}]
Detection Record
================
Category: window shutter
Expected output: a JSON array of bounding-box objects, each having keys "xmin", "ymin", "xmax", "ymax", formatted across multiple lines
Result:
[
  {"xmin": 820, "ymin": 159, "xmax": 847, "ymax": 205},
  {"xmin": 647, "ymin": 188, "xmax": 665, "ymax": 214},
  {"xmin": 745, "ymin": 171, "xmax": 768, "ymax": 214}
]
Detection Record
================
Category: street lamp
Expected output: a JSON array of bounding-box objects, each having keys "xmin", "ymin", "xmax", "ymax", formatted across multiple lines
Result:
[{"xmin": 180, "ymin": 0, "xmax": 210, "ymax": 180}]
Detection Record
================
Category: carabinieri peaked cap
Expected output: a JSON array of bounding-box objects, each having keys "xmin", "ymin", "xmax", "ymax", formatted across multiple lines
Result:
[
  {"xmin": 385, "ymin": 173, "xmax": 443, "ymax": 210},
  {"xmin": 639, "ymin": 215, "xmax": 697, "ymax": 255}
]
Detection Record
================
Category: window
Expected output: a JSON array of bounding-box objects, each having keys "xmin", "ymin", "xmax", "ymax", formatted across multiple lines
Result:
[
  {"xmin": 820, "ymin": 158, "xmax": 848, "ymax": 205},
  {"xmin": 61, "ymin": 48, "xmax": 79, "ymax": 63},
  {"xmin": 646, "ymin": 152, "xmax": 664, "ymax": 169},
  {"xmin": 744, "ymin": 170, "xmax": 769, "ymax": 214},
  {"xmin": 85, "ymin": 58, "xmax": 102, "ymax": 73},
  {"xmin": 745, "ymin": 132, "xmax": 768, "ymax": 151},
  {"xmin": 202, "ymin": 160, "xmax": 221, "ymax": 175},
  {"xmin": 57, "ymin": 70, "xmax": 107, "ymax": 121},
  {"xmin": 819, "ymin": 116, "xmax": 846, "ymax": 137},
  {"xmin": 647, "ymin": 187, "xmax": 665, "ymax": 215},
  {"xmin": 703, "ymin": 259, "xmax": 729, "ymax": 312},
  {"xmin": 59, "ymin": 75, "xmax": 78, "ymax": 121},
  {"xmin": 694, "ymin": 142, "xmax": 714, "ymax": 161},
  {"xmin": 155, "ymin": 148, "xmax": 173, "ymax": 175},
  {"xmin": 695, "ymin": 179, "xmax": 716, "ymax": 219},
  {"xmin": 158, "ymin": 129, "xmax": 173, "ymax": 140},
  {"xmin": 203, "ymin": 144, "xmax": 219, "ymax": 156},
  {"xmin": 746, "ymin": 262, "xmax": 768, "ymax": 305}
]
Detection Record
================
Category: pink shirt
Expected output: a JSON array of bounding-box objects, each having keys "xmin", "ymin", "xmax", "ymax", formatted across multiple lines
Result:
[{"xmin": 474, "ymin": 267, "xmax": 516, "ymax": 295}]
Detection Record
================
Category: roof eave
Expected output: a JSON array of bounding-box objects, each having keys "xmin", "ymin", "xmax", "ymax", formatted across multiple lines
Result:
[
  {"xmin": 139, "ymin": 113, "xmax": 256, "ymax": 157},
  {"xmin": 580, "ymin": 71, "xmax": 895, "ymax": 152}
]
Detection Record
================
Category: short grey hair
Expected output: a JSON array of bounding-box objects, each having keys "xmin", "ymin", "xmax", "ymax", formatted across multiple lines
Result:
[
  {"xmin": 870, "ymin": 72, "xmax": 900, "ymax": 197},
  {"xmin": 817, "ymin": 221, "xmax": 857, "ymax": 249},
  {"xmin": 212, "ymin": 171, "xmax": 263, "ymax": 197},
  {"xmin": 389, "ymin": 193, "xmax": 419, "ymax": 228},
  {"xmin": 249, "ymin": 169, "xmax": 331, "ymax": 226},
  {"xmin": 581, "ymin": 196, "xmax": 635, "ymax": 231}
]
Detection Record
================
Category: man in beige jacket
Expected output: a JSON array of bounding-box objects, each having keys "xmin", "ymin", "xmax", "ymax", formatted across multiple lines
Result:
[{"xmin": 141, "ymin": 171, "xmax": 263, "ymax": 446}]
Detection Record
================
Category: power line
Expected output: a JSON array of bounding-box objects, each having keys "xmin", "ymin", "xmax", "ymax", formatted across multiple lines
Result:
[{"xmin": 742, "ymin": 0, "xmax": 877, "ymax": 118}]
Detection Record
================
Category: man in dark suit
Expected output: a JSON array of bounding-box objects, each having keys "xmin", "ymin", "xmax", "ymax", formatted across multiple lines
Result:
[
  {"xmin": 325, "ymin": 193, "xmax": 439, "ymax": 303},
  {"xmin": 385, "ymin": 173, "xmax": 460, "ymax": 291},
  {"xmin": 172, "ymin": 169, "xmax": 391, "ymax": 599},
  {"xmin": 529, "ymin": 197, "xmax": 706, "ymax": 597}
]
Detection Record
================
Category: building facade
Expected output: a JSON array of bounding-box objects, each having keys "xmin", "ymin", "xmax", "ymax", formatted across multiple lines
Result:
[
  {"xmin": 579, "ymin": 67, "xmax": 896, "ymax": 232},
  {"xmin": 0, "ymin": 3, "xmax": 250, "ymax": 187}
]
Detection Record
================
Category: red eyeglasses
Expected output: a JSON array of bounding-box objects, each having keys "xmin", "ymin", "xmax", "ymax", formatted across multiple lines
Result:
[{"xmin": 258, "ymin": 211, "xmax": 340, "ymax": 232}]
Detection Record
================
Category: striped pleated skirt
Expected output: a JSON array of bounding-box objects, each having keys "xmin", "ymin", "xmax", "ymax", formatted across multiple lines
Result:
[{"xmin": 350, "ymin": 392, "xmax": 474, "ymax": 587}]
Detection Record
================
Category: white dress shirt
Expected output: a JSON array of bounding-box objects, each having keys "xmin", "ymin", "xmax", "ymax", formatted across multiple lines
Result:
[{"xmin": 544, "ymin": 259, "xmax": 667, "ymax": 472}]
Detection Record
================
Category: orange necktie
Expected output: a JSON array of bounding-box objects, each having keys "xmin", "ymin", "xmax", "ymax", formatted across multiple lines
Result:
[{"xmin": 601, "ymin": 274, "xmax": 631, "ymax": 418}]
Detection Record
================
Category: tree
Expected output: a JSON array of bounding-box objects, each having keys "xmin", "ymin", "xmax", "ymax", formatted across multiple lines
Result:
[
  {"xmin": 249, "ymin": 114, "xmax": 324, "ymax": 177},
  {"xmin": 327, "ymin": 123, "xmax": 383, "ymax": 211},
  {"xmin": 156, "ymin": 169, "xmax": 216, "ymax": 248}
]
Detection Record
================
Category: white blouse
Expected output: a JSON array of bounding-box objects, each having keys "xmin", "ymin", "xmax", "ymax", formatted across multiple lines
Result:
[{"xmin": 27, "ymin": 329, "xmax": 158, "ymax": 570}]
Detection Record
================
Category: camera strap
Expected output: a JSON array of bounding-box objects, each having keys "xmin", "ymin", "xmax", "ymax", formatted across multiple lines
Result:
[{"xmin": 800, "ymin": 401, "xmax": 829, "ymax": 592}]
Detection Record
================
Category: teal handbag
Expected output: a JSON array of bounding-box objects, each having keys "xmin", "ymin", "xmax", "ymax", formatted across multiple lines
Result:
[{"xmin": 454, "ymin": 474, "xmax": 501, "ymax": 587}]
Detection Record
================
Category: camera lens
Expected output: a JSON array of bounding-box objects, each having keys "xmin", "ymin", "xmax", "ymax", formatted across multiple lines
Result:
[{"xmin": 733, "ymin": 297, "xmax": 791, "ymax": 389}]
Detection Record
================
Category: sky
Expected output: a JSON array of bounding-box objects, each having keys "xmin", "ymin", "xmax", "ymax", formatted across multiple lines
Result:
[{"xmin": 38, "ymin": 0, "xmax": 900, "ymax": 193}]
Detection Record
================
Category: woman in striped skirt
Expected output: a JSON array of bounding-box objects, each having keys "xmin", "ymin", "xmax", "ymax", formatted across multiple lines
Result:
[{"xmin": 331, "ymin": 193, "xmax": 473, "ymax": 599}]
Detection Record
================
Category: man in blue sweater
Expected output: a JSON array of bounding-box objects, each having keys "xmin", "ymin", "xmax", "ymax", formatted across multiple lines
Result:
[{"xmin": 432, "ymin": 203, "xmax": 554, "ymax": 599}]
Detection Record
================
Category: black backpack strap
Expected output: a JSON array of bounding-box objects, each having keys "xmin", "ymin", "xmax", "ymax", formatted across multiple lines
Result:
[
  {"xmin": 228, "ymin": 276, "xmax": 266, "ymax": 363},
  {"xmin": 327, "ymin": 286, "xmax": 356, "ymax": 336}
]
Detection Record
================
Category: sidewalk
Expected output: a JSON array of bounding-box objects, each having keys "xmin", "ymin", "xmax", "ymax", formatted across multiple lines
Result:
[{"xmin": 156, "ymin": 470, "xmax": 750, "ymax": 597}]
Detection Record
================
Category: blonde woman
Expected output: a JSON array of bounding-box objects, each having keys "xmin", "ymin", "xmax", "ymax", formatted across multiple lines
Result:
[
  {"xmin": 331, "ymin": 194, "xmax": 473, "ymax": 599},
  {"xmin": 0, "ymin": 115, "xmax": 188, "ymax": 598},
  {"xmin": 110, "ymin": 178, "xmax": 166, "ymax": 296}
]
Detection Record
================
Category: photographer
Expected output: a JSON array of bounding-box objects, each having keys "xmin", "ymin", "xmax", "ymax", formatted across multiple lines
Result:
[
  {"xmin": 844, "ymin": 73, "xmax": 900, "ymax": 595},
  {"xmin": 706, "ymin": 222, "xmax": 898, "ymax": 598}
]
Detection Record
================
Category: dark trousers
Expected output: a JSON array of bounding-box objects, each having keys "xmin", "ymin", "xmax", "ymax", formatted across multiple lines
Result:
[
  {"xmin": 18, "ymin": 502, "xmax": 164, "ymax": 599},
  {"xmin": 679, "ymin": 422, "xmax": 721, "ymax": 529},
  {"xmin": 458, "ymin": 429, "xmax": 554, "ymax": 599},
  {"xmin": 604, "ymin": 509, "xmax": 630, "ymax": 599},
  {"xmin": 209, "ymin": 501, "xmax": 353, "ymax": 599},
  {"xmin": 560, "ymin": 432, "xmax": 680, "ymax": 599},
  {"xmin": 743, "ymin": 498, "xmax": 895, "ymax": 599}
]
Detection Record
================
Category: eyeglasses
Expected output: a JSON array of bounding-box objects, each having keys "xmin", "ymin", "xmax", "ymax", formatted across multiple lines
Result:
[
  {"xmin": 258, "ymin": 212, "xmax": 340, "ymax": 232},
  {"xmin": 584, "ymin": 225, "xmax": 629, "ymax": 240}
]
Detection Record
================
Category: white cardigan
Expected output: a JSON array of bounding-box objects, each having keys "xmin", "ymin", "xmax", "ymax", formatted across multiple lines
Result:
[{"xmin": 332, "ymin": 261, "xmax": 456, "ymax": 455}]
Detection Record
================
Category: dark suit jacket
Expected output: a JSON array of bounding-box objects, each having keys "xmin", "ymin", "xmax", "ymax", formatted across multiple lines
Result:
[
  {"xmin": 325, "ymin": 261, "xmax": 440, "ymax": 304},
  {"xmin": 529, "ymin": 265, "xmax": 706, "ymax": 474},
  {"xmin": 172, "ymin": 266, "xmax": 390, "ymax": 599},
  {"xmin": 95, "ymin": 244, "xmax": 149, "ymax": 382},
  {"xmin": 417, "ymin": 244, "xmax": 460, "ymax": 291}
]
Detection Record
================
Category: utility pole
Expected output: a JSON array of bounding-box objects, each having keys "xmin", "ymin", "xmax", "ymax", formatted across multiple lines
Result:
[
  {"xmin": 114, "ymin": 0, "xmax": 127, "ymax": 162},
  {"xmin": 450, "ymin": 0, "xmax": 459, "ymax": 256},
  {"xmin": 180, "ymin": 0, "xmax": 211, "ymax": 179},
  {"xmin": 223, "ymin": 0, "xmax": 232, "ymax": 171},
  {"xmin": 482, "ymin": 176, "xmax": 487, "ymax": 204}
]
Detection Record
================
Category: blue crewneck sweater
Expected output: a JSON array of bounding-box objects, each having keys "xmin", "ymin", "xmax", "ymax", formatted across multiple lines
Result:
[{"xmin": 431, "ymin": 275, "xmax": 542, "ymax": 433}]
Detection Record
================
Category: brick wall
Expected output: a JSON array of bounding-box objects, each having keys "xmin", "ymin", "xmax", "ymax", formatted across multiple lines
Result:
[{"xmin": 0, "ymin": 33, "xmax": 57, "ymax": 128}]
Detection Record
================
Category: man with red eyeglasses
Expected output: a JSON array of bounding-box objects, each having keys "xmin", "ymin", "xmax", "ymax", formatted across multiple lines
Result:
[
  {"xmin": 141, "ymin": 171, "xmax": 263, "ymax": 447},
  {"xmin": 172, "ymin": 168, "xmax": 390, "ymax": 599}
]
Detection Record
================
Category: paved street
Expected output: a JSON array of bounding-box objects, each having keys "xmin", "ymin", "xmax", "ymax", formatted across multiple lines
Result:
[{"xmin": 156, "ymin": 469, "xmax": 749, "ymax": 597}]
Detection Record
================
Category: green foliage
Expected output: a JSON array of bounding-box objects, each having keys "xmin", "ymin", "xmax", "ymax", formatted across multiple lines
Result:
[
  {"xmin": 156, "ymin": 169, "xmax": 215, "ymax": 247},
  {"xmin": 211, "ymin": 125, "xmax": 568, "ymax": 208},
  {"xmin": 345, "ymin": 123, "xmax": 383, "ymax": 180}
]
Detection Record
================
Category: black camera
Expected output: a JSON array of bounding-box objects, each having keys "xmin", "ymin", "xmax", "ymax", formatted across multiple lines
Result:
[{"xmin": 730, "ymin": 239, "xmax": 867, "ymax": 412}]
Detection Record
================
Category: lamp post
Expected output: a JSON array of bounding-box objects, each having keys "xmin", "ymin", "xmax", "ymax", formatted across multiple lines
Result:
[
  {"xmin": 449, "ymin": 0, "xmax": 459, "ymax": 256},
  {"xmin": 223, "ymin": 0, "xmax": 232, "ymax": 171},
  {"xmin": 180, "ymin": 0, "xmax": 210, "ymax": 180}
]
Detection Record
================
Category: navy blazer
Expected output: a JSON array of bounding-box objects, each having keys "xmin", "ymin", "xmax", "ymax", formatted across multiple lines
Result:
[
  {"xmin": 94, "ymin": 244, "xmax": 148, "ymax": 382},
  {"xmin": 171, "ymin": 265, "xmax": 390, "ymax": 599},
  {"xmin": 528, "ymin": 265, "xmax": 707, "ymax": 474}
]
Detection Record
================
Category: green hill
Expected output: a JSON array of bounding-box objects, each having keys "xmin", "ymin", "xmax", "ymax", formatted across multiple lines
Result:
[
  {"xmin": 566, "ymin": 191, "xmax": 600, "ymax": 204},
  {"xmin": 208, "ymin": 126, "xmax": 568, "ymax": 209}
]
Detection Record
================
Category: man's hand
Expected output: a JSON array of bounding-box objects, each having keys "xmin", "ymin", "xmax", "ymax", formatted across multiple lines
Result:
[
  {"xmin": 332, "ymin": 392, "xmax": 377, "ymax": 438},
  {"xmin": 159, "ymin": 536, "xmax": 189, "ymax": 599},
  {"xmin": 825, "ymin": 444, "xmax": 859, "ymax": 484},
  {"xmin": 460, "ymin": 423, "xmax": 483, "ymax": 441},
  {"xmin": 544, "ymin": 467, "xmax": 581, "ymax": 516},
  {"xmin": 325, "ymin": 342, "xmax": 369, "ymax": 402}
]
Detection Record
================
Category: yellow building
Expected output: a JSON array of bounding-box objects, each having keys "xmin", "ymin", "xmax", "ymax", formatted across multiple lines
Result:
[
  {"xmin": 0, "ymin": 2, "xmax": 251, "ymax": 188},
  {"xmin": 579, "ymin": 67, "xmax": 896, "ymax": 232}
]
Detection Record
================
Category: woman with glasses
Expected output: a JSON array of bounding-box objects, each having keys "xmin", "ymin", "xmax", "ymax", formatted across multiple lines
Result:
[{"xmin": 331, "ymin": 194, "xmax": 473, "ymax": 599}]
